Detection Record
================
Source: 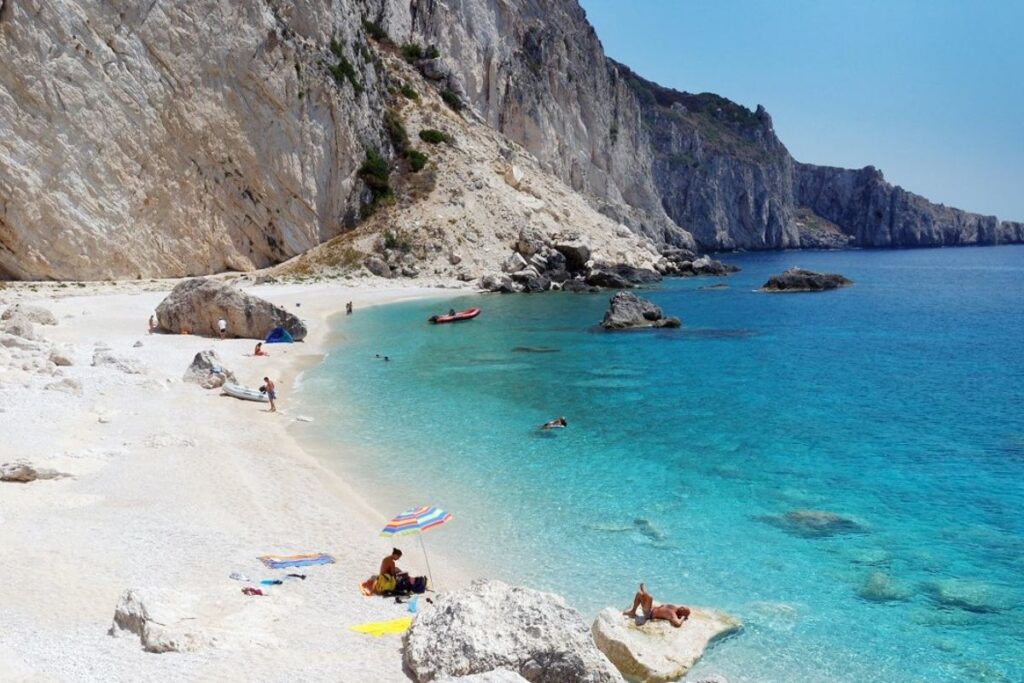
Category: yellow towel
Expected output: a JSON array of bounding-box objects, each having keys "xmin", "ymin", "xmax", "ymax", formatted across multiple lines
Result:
[{"xmin": 348, "ymin": 616, "xmax": 413, "ymax": 637}]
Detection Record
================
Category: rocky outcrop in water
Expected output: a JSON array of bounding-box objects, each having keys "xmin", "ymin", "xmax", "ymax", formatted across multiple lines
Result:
[
  {"xmin": 762, "ymin": 268, "xmax": 852, "ymax": 292},
  {"xmin": 403, "ymin": 579, "xmax": 623, "ymax": 683},
  {"xmin": 591, "ymin": 607, "xmax": 741, "ymax": 683},
  {"xmin": 600, "ymin": 292, "xmax": 680, "ymax": 330}
]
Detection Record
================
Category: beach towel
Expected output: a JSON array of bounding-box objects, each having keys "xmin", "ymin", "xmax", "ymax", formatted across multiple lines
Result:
[
  {"xmin": 259, "ymin": 553, "xmax": 334, "ymax": 569},
  {"xmin": 348, "ymin": 616, "xmax": 413, "ymax": 637}
]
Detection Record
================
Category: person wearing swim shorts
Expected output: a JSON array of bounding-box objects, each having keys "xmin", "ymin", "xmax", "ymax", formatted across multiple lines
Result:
[{"xmin": 263, "ymin": 376, "xmax": 276, "ymax": 412}]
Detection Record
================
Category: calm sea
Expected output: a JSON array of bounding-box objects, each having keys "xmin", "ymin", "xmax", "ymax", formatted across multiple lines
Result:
[{"xmin": 302, "ymin": 245, "xmax": 1024, "ymax": 682}]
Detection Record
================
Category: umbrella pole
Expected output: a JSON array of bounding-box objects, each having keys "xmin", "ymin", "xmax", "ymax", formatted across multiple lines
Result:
[{"xmin": 418, "ymin": 531, "xmax": 435, "ymax": 590}]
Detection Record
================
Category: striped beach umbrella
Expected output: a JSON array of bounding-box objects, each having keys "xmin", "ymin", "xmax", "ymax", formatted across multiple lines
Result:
[{"xmin": 381, "ymin": 505, "xmax": 452, "ymax": 588}]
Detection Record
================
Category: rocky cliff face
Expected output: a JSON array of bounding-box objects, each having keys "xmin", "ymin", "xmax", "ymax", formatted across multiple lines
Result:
[
  {"xmin": 1, "ymin": 0, "xmax": 1018, "ymax": 280},
  {"xmin": 795, "ymin": 163, "xmax": 1024, "ymax": 247},
  {"xmin": 0, "ymin": 0, "xmax": 388, "ymax": 280}
]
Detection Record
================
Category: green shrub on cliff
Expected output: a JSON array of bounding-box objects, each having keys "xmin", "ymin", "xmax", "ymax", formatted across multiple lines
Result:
[
  {"xmin": 407, "ymin": 150, "xmax": 428, "ymax": 172},
  {"xmin": 358, "ymin": 149, "xmax": 392, "ymax": 210},
  {"xmin": 418, "ymin": 128, "xmax": 452, "ymax": 145}
]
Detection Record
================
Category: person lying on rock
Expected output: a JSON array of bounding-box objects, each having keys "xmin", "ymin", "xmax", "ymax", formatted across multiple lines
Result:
[{"xmin": 624, "ymin": 582, "xmax": 691, "ymax": 627}]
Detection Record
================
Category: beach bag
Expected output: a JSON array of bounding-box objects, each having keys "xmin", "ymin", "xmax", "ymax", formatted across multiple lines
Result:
[
  {"xmin": 373, "ymin": 574, "xmax": 397, "ymax": 594},
  {"xmin": 411, "ymin": 576, "xmax": 428, "ymax": 594}
]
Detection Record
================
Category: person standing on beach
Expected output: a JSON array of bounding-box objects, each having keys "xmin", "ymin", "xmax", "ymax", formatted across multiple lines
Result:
[
  {"xmin": 263, "ymin": 376, "xmax": 277, "ymax": 412},
  {"xmin": 218, "ymin": 318, "xmax": 227, "ymax": 339},
  {"xmin": 346, "ymin": 301, "xmax": 353, "ymax": 315},
  {"xmin": 148, "ymin": 315, "xmax": 157, "ymax": 334}
]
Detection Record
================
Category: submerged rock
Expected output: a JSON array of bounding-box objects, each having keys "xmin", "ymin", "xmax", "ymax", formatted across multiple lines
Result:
[
  {"xmin": 591, "ymin": 607, "xmax": 741, "ymax": 683},
  {"xmin": 924, "ymin": 579, "xmax": 1020, "ymax": 613},
  {"xmin": 763, "ymin": 510, "xmax": 865, "ymax": 538},
  {"xmin": 155, "ymin": 277, "xmax": 306, "ymax": 340},
  {"xmin": 601, "ymin": 292, "xmax": 681, "ymax": 330},
  {"xmin": 761, "ymin": 268, "xmax": 852, "ymax": 292},
  {"xmin": 403, "ymin": 579, "xmax": 622, "ymax": 683},
  {"xmin": 857, "ymin": 572, "xmax": 913, "ymax": 602}
]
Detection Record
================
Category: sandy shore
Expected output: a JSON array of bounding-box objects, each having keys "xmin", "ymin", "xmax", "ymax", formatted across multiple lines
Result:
[{"xmin": 0, "ymin": 279, "xmax": 472, "ymax": 682}]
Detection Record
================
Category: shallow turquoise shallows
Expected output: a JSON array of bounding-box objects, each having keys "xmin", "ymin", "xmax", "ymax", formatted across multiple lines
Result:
[{"xmin": 302, "ymin": 246, "xmax": 1024, "ymax": 682}]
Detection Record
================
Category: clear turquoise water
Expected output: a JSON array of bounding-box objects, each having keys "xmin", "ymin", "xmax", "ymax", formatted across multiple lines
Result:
[{"xmin": 303, "ymin": 246, "xmax": 1024, "ymax": 682}]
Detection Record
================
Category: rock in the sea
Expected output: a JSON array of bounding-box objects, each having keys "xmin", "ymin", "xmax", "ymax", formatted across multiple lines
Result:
[
  {"xmin": 763, "ymin": 510, "xmax": 864, "ymax": 538},
  {"xmin": 591, "ymin": 607, "xmax": 741, "ymax": 683},
  {"xmin": 109, "ymin": 588, "xmax": 208, "ymax": 653},
  {"xmin": 2, "ymin": 304, "xmax": 57, "ymax": 326},
  {"xmin": 92, "ymin": 350, "xmax": 145, "ymax": 375},
  {"xmin": 403, "ymin": 579, "xmax": 623, "ymax": 683},
  {"xmin": 857, "ymin": 572, "xmax": 913, "ymax": 602},
  {"xmin": 183, "ymin": 350, "xmax": 236, "ymax": 389},
  {"xmin": 1, "ymin": 461, "xmax": 66, "ymax": 483},
  {"xmin": 761, "ymin": 268, "xmax": 852, "ymax": 292},
  {"xmin": 924, "ymin": 579, "xmax": 1020, "ymax": 614},
  {"xmin": 601, "ymin": 292, "xmax": 681, "ymax": 330},
  {"xmin": 155, "ymin": 277, "xmax": 307, "ymax": 341}
]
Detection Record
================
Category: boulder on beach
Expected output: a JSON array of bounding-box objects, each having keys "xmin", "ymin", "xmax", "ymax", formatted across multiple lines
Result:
[
  {"xmin": 403, "ymin": 579, "xmax": 623, "ymax": 683},
  {"xmin": 591, "ymin": 607, "xmax": 741, "ymax": 683},
  {"xmin": 761, "ymin": 268, "xmax": 852, "ymax": 292},
  {"xmin": 183, "ymin": 349, "xmax": 236, "ymax": 389},
  {"xmin": 92, "ymin": 349, "xmax": 145, "ymax": 375},
  {"xmin": 439, "ymin": 671, "xmax": 530, "ymax": 683},
  {"xmin": 2, "ymin": 304, "xmax": 57, "ymax": 326},
  {"xmin": 155, "ymin": 277, "xmax": 307, "ymax": 340},
  {"xmin": 109, "ymin": 588, "xmax": 209, "ymax": 653},
  {"xmin": 1, "ymin": 461, "xmax": 66, "ymax": 483},
  {"xmin": 601, "ymin": 292, "xmax": 681, "ymax": 330}
]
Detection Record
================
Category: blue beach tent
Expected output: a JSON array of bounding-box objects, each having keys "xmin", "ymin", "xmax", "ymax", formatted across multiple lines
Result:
[{"xmin": 265, "ymin": 326, "xmax": 294, "ymax": 344}]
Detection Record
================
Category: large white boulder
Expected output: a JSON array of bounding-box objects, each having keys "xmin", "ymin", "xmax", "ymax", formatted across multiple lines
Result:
[
  {"xmin": 2, "ymin": 304, "xmax": 57, "ymax": 325},
  {"xmin": 155, "ymin": 277, "xmax": 306, "ymax": 341},
  {"xmin": 109, "ymin": 588, "xmax": 209, "ymax": 653},
  {"xmin": 404, "ymin": 579, "xmax": 623, "ymax": 683},
  {"xmin": 591, "ymin": 607, "xmax": 741, "ymax": 683}
]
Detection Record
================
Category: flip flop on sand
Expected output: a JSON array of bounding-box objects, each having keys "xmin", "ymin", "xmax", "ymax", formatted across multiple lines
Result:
[{"xmin": 242, "ymin": 587, "xmax": 265, "ymax": 596}]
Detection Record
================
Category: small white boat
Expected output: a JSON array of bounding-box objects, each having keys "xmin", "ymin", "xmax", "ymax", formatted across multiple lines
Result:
[{"xmin": 222, "ymin": 383, "xmax": 269, "ymax": 403}]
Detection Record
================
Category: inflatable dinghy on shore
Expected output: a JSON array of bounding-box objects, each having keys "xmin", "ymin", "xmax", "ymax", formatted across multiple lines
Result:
[{"xmin": 222, "ymin": 383, "xmax": 269, "ymax": 402}]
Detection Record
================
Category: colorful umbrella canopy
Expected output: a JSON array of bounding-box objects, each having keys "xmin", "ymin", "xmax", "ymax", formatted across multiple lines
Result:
[
  {"xmin": 380, "ymin": 505, "xmax": 452, "ymax": 590},
  {"xmin": 381, "ymin": 505, "xmax": 452, "ymax": 537}
]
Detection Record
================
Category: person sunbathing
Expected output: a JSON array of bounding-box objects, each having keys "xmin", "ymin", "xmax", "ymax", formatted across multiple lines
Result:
[
  {"xmin": 624, "ymin": 583, "xmax": 691, "ymax": 627},
  {"xmin": 254, "ymin": 342, "xmax": 269, "ymax": 356},
  {"xmin": 541, "ymin": 417, "xmax": 567, "ymax": 430}
]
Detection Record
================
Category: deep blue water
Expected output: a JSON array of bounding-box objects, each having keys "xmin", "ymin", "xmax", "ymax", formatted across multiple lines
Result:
[{"xmin": 302, "ymin": 246, "xmax": 1024, "ymax": 682}]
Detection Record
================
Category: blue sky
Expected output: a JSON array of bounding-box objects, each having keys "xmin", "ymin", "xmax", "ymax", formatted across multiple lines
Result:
[{"xmin": 579, "ymin": 0, "xmax": 1023, "ymax": 220}]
